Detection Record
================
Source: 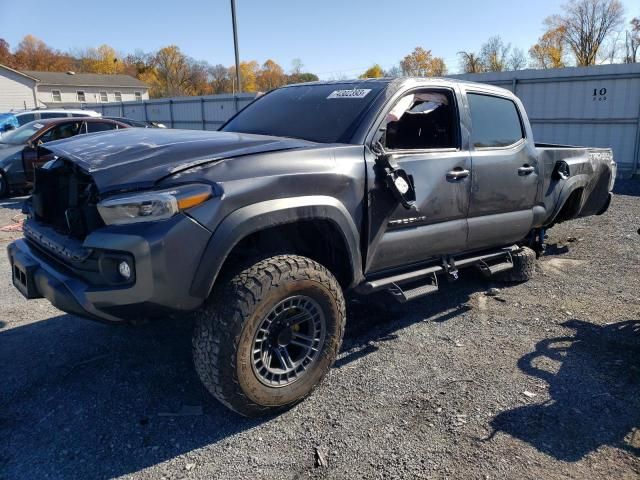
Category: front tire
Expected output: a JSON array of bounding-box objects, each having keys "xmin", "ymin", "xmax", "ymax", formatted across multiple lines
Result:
[{"xmin": 193, "ymin": 255, "xmax": 346, "ymax": 417}]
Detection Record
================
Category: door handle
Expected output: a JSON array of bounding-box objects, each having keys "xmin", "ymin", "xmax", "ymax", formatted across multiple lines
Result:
[
  {"xmin": 518, "ymin": 165, "xmax": 535, "ymax": 176},
  {"xmin": 446, "ymin": 168, "xmax": 470, "ymax": 181}
]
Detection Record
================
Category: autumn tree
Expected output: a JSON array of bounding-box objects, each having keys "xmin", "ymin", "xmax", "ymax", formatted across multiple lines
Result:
[
  {"xmin": 359, "ymin": 64, "xmax": 384, "ymax": 78},
  {"xmin": 209, "ymin": 64, "xmax": 233, "ymax": 93},
  {"xmin": 400, "ymin": 47, "xmax": 447, "ymax": 76},
  {"xmin": 0, "ymin": 39, "xmax": 13, "ymax": 67},
  {"xmin": 556, "ymin": 0, "xmax": 625, "ymax": 66},
  {"xmin": 457, "ymin": 51, "xmax": 484, "ymax": 73},
  {"xmin": 529, "ymin": 20, "xmax": 568, "ymax": 68},
  {"xmin": 256, "ymin": 59, "xmax": 286, "ymax": 91},
  {"xmin": 480, "ymin": 36, "xmax": 511, "ymax": 72},
  {"xmin": 77, "ymin": 44, "xmax": 123, "ymax": 74},
  {"xmin": 154, "ymin": 45, "xmax": 193, "ymax": 96},
  {"xmin": 12, "ymin": 35, "xmax": 73, "ymax": 71}
]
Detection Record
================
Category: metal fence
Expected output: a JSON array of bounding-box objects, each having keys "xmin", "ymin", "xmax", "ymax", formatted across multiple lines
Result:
[
  {"xmin": 82, "ymin": 93, "xmax": 257, "ymax": 130},
  {"xmin": 450, "ymin": 63, "xmax": 640, "ymax": 178}
]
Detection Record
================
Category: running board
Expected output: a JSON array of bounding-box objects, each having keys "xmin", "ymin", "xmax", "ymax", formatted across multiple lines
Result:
[
  {"xmin": 358, "ymin": 246, "xmax": 519, "ymax": 300},
  {"xmin": 388, "ymin": 275, "xmax": 439, "ymax": 303}
]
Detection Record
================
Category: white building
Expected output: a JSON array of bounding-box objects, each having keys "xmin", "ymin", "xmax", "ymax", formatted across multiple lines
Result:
[{"xmin": 0, "ymin": 64, "xmax": 149, "ymax": 111}]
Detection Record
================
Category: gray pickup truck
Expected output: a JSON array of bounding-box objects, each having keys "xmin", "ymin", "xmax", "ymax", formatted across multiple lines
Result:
[{"xmin": 8, "ymin": 78, "xmax": 615, "ymax": 416}]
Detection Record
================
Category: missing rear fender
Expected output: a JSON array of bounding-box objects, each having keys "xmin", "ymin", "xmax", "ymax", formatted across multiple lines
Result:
[{"xmin": 554, "ymin": 188, "xmax": 584, "ymax": 224}]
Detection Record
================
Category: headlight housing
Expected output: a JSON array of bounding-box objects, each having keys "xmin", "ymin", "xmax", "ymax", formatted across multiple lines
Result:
[{"xmin": 97, "ymin": 184, "xmax": 213, "ymax": 226}]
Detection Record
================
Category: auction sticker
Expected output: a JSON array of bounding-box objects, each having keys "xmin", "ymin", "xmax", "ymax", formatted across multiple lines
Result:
[{"xmin": 327, "ymin": 89, "xmax": 372, "ymax": 99}]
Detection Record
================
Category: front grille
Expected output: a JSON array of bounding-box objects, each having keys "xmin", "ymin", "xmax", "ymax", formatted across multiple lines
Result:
[{"xmin": 31, "ymin": 159, "xmax": 104, "ymax": 239}]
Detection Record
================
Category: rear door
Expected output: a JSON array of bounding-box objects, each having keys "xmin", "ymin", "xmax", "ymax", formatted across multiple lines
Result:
[
  {"xmin": 365, "ymin": 86, "xmax": 471, "ymax": 273},
  {"xmin": 464, "ymin": 90, "xmax": 539, "ymax": 249}
]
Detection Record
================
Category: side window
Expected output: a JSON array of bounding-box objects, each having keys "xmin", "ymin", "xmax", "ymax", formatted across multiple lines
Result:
[
  {"xmin": 71, "ymin": 113, "xmax": 89, "ymax": 117},
  {"xmin": 51, "ymin": 90, "xmax": 62, "ymax": 102},
  {"xmin": 77, "ymin": 91, "xmax": 86, "ymax": 102},
  {"xmin": 40, "ymin": 112, "xmax": 65, "ymax": 119},
  {"xmin": 467, "ymin": 93, "xmax": 524, "ymax": 148},
  {"xmin": 86, "ymin": 121, "xmax": 117, "ymax": 133},
  {"xmin": 38, "ymin": 122, "xmax": 83, "ymax": 143},
  {"xmin": 384, "ymin": 90, "xmax": 458, "ymax": 150},
  {"xmin": 17, "ymin": 113, "xmax": 35, "ymax": 126}
]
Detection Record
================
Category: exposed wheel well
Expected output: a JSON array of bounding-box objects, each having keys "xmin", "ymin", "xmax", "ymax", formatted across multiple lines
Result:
[
  {"xmin": 216, "ymin": 220, "xmax": 354, "ymax": 288},
  {"xmin": 554, "ymin": 188, "xmax": 583, "ymax": 224}
]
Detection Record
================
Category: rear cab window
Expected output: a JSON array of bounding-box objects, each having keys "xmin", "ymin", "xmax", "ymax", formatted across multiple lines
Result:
[{"xmin": 467, "ymin": 93, "xmax": 524, "ymax": 148}]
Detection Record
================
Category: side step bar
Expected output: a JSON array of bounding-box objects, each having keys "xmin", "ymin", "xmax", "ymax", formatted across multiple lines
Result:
[{"xmin": 359, "ymin": 246, "xmax": 518, "ymax": 302}]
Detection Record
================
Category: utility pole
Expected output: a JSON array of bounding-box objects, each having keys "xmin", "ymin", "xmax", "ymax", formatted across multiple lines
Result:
[{"xmin": 230, "ymin": 0, "xmax": 242, "ymax": 93}]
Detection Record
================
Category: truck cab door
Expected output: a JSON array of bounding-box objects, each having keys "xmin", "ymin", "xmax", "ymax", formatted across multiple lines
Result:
[
  {"xmin": 464, "ymin": 91, "xmax": 539, "ymax": 250},
  {"xmin": 365, "ymin": 87, "xmax": 471, "ymax": 274}
]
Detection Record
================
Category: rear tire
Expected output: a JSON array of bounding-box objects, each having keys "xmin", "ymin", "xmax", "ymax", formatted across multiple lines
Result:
[
  {"xmin": 193, "ymin": 255, "xmax": 346, "ymax": 417},
  {"xmin": 500, "ymin": 247, "xmax": 536, "ymax": 283}
]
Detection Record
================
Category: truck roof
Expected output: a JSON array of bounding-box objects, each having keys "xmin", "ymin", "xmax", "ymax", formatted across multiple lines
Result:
[{"xmin": 281, "ymin": 76, "xmax": 514, "ymax": 97}]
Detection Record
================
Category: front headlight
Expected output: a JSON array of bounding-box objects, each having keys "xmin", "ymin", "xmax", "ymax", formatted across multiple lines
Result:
[{"xmin": 97, "ymin": 184, "xmax": 213, "ymax": 226}]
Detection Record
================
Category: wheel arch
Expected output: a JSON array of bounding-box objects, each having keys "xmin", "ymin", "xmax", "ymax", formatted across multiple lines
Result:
[
  {"xmin": 190, "ymin": 196, "xmax": 363, "ymax": 298},
  {"xmin": 545, "ymin": 174, "xmax": 590, "ymax": 226}
]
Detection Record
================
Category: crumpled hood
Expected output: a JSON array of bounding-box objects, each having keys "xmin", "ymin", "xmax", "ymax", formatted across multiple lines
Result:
[{"xmin": 42, "ymin": 128, "xmax": 316, "ymax": 192}]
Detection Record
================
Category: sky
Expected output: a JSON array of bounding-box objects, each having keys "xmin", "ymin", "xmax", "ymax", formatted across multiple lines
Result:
[{"xmin": 0, "ymin": 0, "xmax": 638, "ymax": 78}]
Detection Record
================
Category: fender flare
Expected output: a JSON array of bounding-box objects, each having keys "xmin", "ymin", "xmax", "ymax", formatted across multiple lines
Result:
[{"xmin": 189, "ymin": 195, "xmax": 363, "ymax": 298}]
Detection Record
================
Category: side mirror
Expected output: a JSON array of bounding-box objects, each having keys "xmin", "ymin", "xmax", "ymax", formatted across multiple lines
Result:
[
  {"xmin": 1, "ymin": 124, "xmax": 15, "ymax": 132},
  {"xmin": 372, "ymin": 141, "xmax": 417, "ymax": 210}
]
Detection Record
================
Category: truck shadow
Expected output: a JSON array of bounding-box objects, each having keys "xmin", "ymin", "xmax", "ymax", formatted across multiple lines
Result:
[
  {"xmin": 488, "ymin": 319, "xmax": 640, "ymax": 461},
  {"xmin": 0, "ymin": 196, "xmax": 26, "ymax": 211},
  {"xmin": 0, "ymin": 314, "xmax": 264, "ymax": 479},
  {"xmin": 0, "ymin": 275, "xmax": 487, "ymax": 479}
]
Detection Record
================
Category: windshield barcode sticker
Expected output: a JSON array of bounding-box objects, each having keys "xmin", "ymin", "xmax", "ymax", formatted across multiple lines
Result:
[{"xmin": 327, "ymin": 89, "xmax": 372, "ymax": 99}]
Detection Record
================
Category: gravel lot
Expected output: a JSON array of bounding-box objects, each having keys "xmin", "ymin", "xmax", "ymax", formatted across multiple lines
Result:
[{"xmin": 0, "ymin": 181, "xmax": 638, "ymax": 480}]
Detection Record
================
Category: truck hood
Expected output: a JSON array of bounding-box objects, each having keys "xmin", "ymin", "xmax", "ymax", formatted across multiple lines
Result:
[{"xmin": 42, "ymin": 128, "xmax": 316, "ymax": 192}]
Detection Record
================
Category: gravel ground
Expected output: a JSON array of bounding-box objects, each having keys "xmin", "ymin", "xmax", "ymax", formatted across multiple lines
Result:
[{"xmin": 0, "ymin": 181, "xmax": 638, "ymax": 480}]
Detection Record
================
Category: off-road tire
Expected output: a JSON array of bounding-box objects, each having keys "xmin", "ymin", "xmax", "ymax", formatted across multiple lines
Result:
[
  {"xmin": 500, "ymin": 246, "xmax": 536, "ymax": 283},
  {"xmin": 193, "ymin": 255, "xmax": 346, "ymax": 417}
]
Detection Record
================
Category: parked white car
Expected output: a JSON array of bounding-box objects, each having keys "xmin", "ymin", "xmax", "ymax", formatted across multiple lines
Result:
[{"xmin": 0, "ymin": 109, "xmax": 101, "ymax": 138}]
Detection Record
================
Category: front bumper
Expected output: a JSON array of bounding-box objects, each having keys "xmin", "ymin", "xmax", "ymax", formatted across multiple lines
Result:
[{"xmin": 8, "ymin": 214, "xmax": 212, "ymax": 323}]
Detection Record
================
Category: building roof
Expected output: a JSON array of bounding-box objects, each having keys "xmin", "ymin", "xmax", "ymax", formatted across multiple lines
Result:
[{"xmin": 20, "ymin": 70, "xmax": 147, "ymax": 89}]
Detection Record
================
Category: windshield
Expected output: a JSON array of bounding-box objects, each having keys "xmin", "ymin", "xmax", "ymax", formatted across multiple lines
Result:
[
  {"xmin": 221, "ymin": 83, "xmax": 385, "ymax": 143},
  {"xmin": 0, "ymin": 120, "xmax": 46, "ymax": 145},
  {"xmin": 0, "ymin": 113, "xmax": 18, "ymax": 129}
]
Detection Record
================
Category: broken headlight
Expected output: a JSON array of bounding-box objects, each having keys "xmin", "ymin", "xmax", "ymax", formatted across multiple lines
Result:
[{"xmin": 97, "ymin": 184, "xmax": 212, "ymax": 226}]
